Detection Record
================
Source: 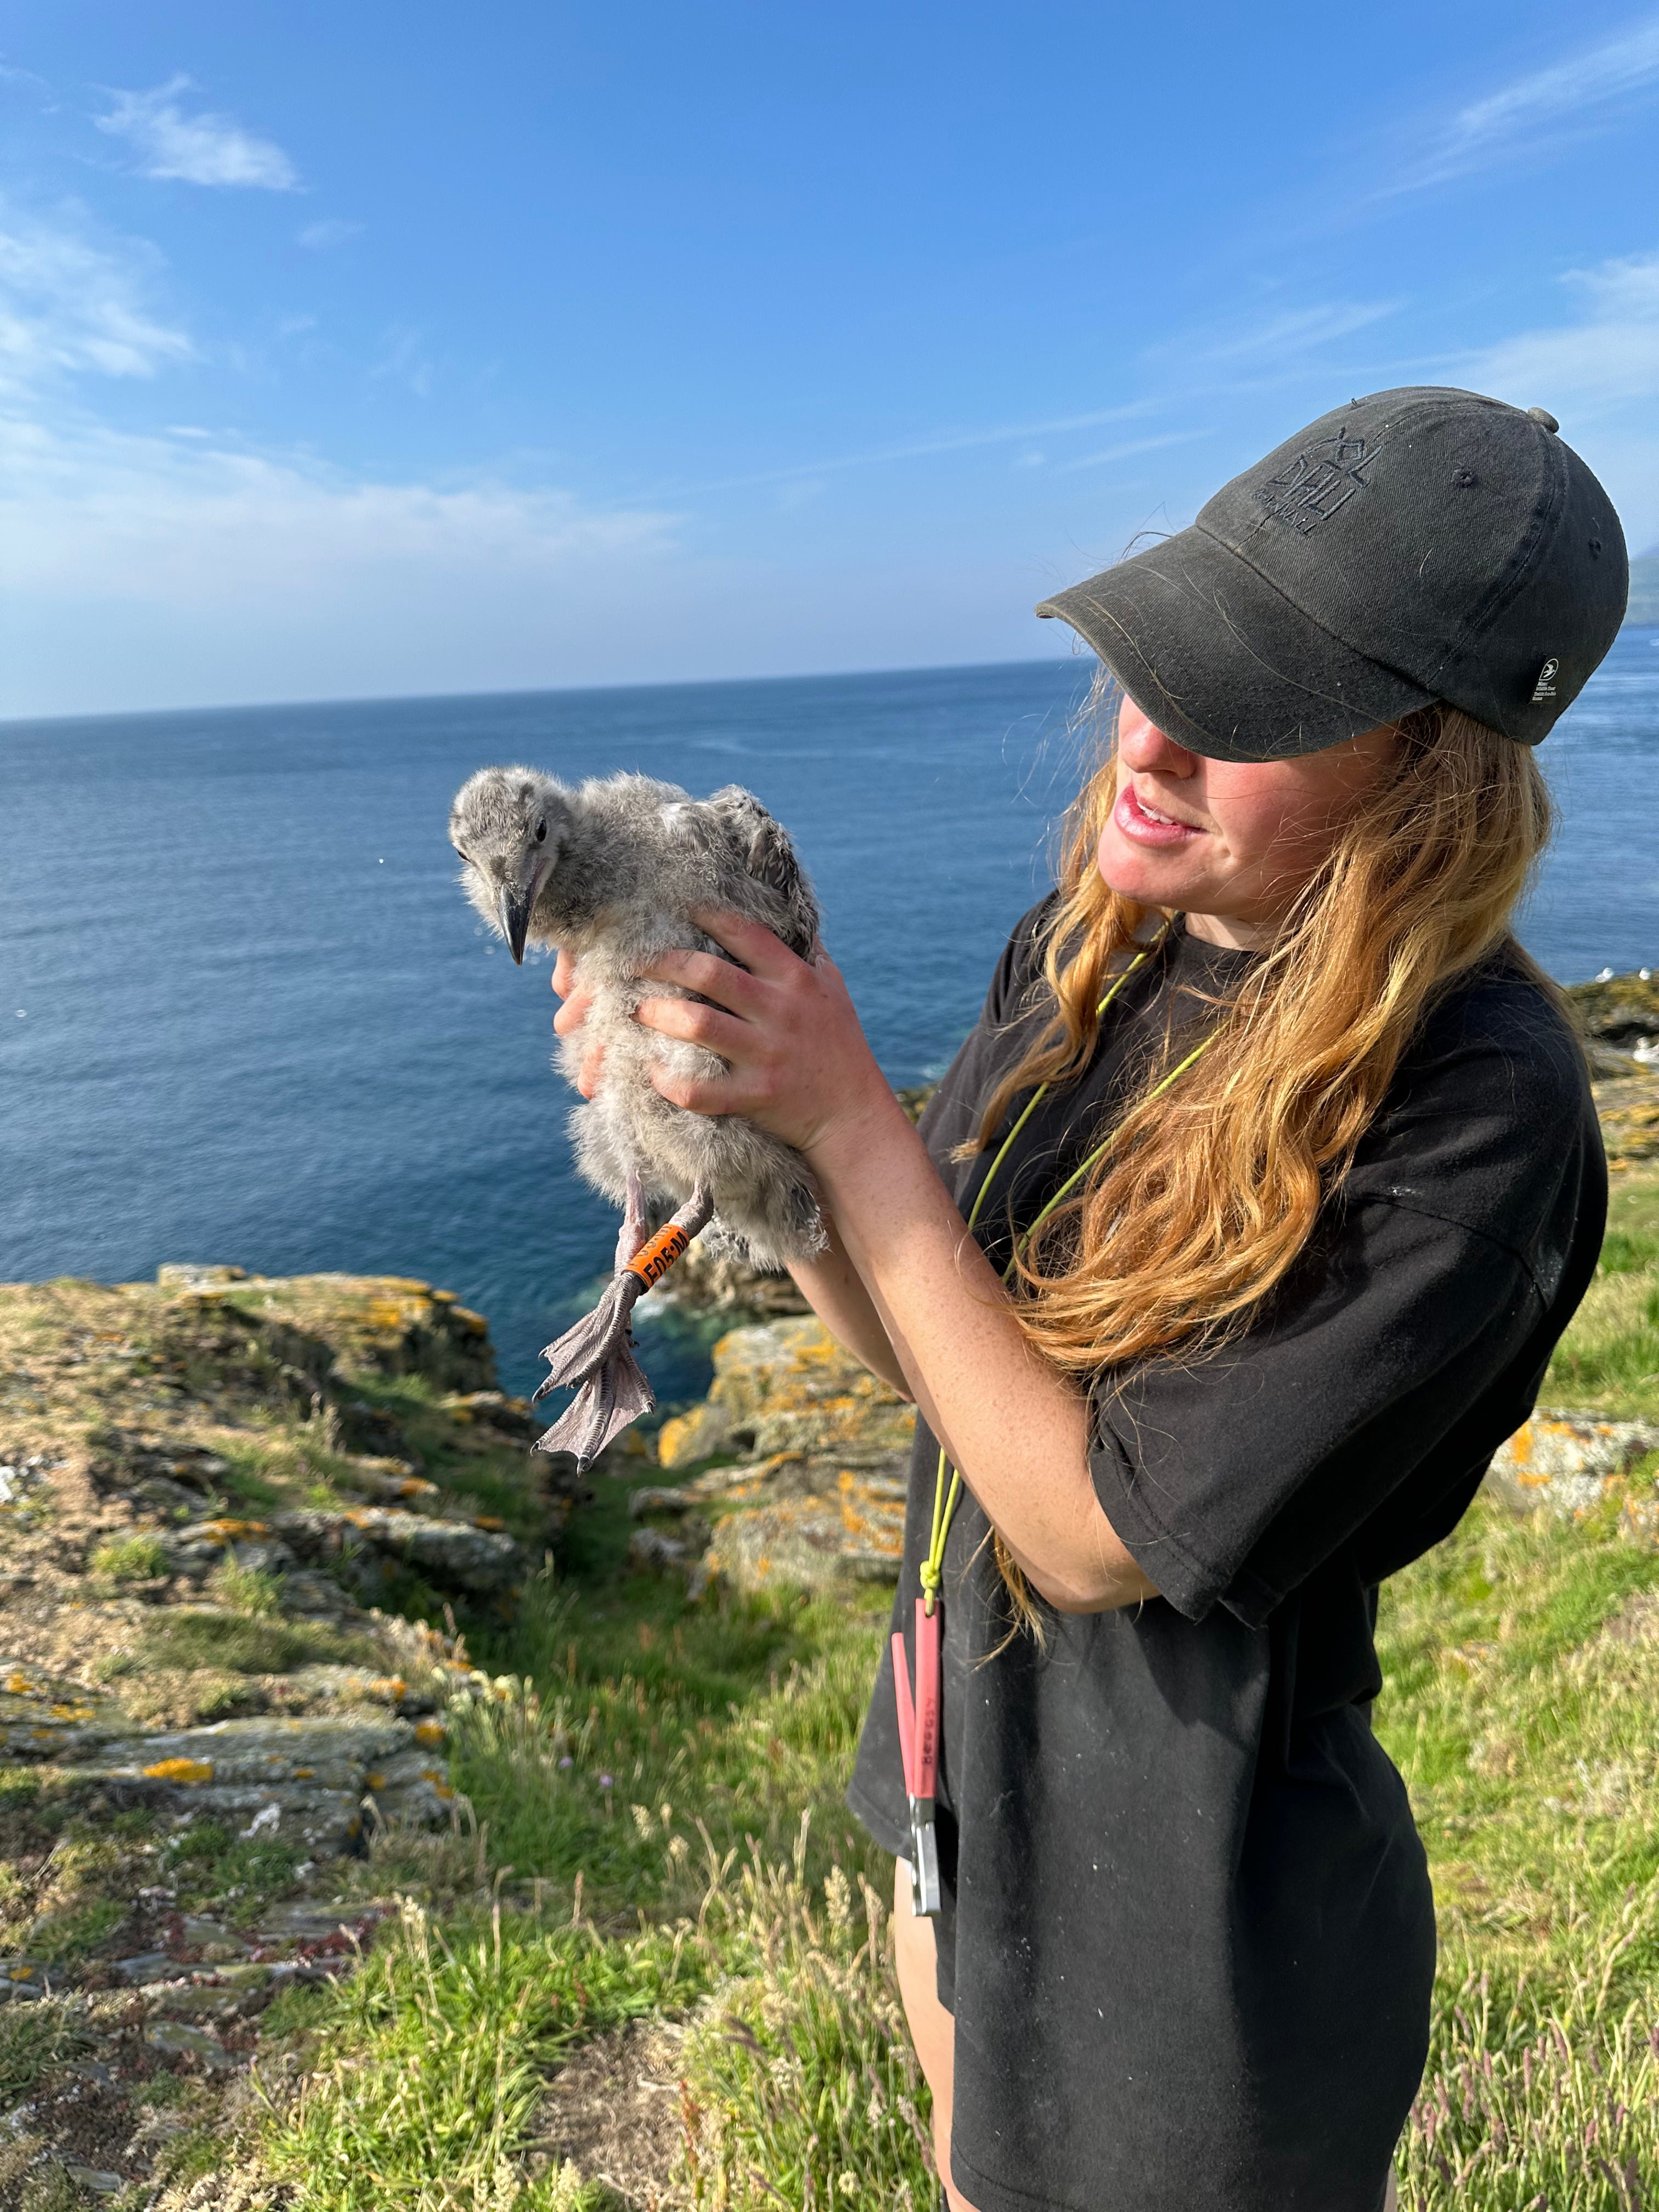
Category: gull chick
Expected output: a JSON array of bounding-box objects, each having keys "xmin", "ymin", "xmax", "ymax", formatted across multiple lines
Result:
[{"xmin": 449, "ymin": 764, "xmax": 825, "ymax": 1464}]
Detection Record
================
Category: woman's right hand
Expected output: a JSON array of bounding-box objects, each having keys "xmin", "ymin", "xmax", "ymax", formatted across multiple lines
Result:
[
  {"xmin": 555, "ymin": 947, "xmax": 911, "ymax": 1396},
  {"xmin": 551, "ymin": 951, "xmax": 604, "ymax": 1098}
]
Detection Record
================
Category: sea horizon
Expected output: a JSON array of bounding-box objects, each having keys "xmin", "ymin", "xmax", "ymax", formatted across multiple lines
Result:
[
  {"xmin": 5, "ymin": 598, "xmax": 1654, "ymax": 734},
  {"xmin": 7, "ymin": 639, "xmax": 1659, "ymax": 1403},
  {"xmin": 0, "ymin": 649, "xmax": 1085, "ymax": 736}
]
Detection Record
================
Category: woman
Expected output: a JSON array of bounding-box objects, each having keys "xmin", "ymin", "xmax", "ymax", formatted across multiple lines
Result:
[{"xmin": 558, "ymin": 387, "xmax": 1626, "ymax": 2210}]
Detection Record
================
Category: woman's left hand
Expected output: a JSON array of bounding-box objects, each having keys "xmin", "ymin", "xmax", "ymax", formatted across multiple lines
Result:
[{"xmin": 633, "ymin": 910, "xmax": 898, "ymax": 1161}]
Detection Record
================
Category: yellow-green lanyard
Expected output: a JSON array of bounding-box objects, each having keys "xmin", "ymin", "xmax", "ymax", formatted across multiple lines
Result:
[
  {"xmin": 893, "ymin": 915, "xmax": 1218, "ymax": 1917},
  {"xmin": 918, "ymin": 917, "xmax": 1218, "ymax": 1615}
]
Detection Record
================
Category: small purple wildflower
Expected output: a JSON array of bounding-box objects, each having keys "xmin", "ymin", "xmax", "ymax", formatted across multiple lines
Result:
[
  {"xmin": 558, "ymin": 1756, "xmax": 573, "ymax": 1770},
  {"xmin": 599, "ymin": 1773, "xmax": 614, "ymax": 1790}
]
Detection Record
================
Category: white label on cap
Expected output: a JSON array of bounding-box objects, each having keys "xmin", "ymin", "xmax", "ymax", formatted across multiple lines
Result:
[{"xmin": 1530, "ymin": 657, "xmax": 1559, "ymax": 704}]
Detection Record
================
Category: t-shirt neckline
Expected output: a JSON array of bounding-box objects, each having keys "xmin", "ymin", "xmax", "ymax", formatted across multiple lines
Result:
[{"xmin": 1169, "ymin": 914, "xmax": 1262, "ymax": 985}]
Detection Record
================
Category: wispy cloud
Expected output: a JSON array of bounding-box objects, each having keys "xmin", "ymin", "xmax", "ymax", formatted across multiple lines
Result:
[
  {"xmin": 1448, "ymin": 247, "xmax": 1659, "ymax": 552},
  {"xmin": 370, "ymin": 323, "xmax": 435, "ymax": 399},
  {"xmin": 0, "ymin": 202, "xmax": 191, "ymax": 387},
  {"xmin": 0, "ymin": 419, "xmax": 679, "ymax": 604},
  {"xmin": 95, "ymin": 76, "xmax": 300, "ymax": 190},
  {"xmin": 1391, "ymin": 15, "xmax": 1659, "ymax": 193},
  {"xmin": 1060, "ymin": 429, "xmax": 1214, "ymax": 473},
  {"xmin": 0, "ymin": 409, "xmax": 692, "ymax": 715},
  {"xmin": 672, "ymin": 400, "xmax": 1165, "ymax": 498},
  {"xmin": 1197, "ymin": 300, "xmax": 1403, "ymax": 363},
  {"xmin": 297, "ymin": 217, "xmax": 363, "ymax": 250},
  {"xmin": 0, "ymin": 202, "xmax": 690, "ymax": 715},
  {"xmin": 1456, "ymin": 251, "xmax": 1659, "ymax": 415}
]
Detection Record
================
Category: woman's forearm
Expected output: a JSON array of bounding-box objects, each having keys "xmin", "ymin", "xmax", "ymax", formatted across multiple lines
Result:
[
  {"xmin": 625, "ymin": 915, "xmax": 1155, "ymax": 1613},
  {"xmin": 806, "ymin": 1090, "xmax": 1157, "ymax": 1613},
  {"xmin": 787, "ymin": 1212, "xmax": 914, "ymax": 1398}
]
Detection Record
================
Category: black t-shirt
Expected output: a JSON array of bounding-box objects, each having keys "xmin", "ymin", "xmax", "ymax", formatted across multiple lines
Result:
[{"xmin": 847, "ymin": 908, "xmax": 1606, "ymax": 2212}]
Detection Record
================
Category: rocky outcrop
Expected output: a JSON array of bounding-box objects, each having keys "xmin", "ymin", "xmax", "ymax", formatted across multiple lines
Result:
[
  {"xmin": 0, "ymin": 1263, "xmax": 557, "ymax": 1725},
  {"xmin": 42, "ymin": 1711, "xmax": 450, "ymax": 1855},
  {"xmin": 1564, "ymin": 970, "xmax": 1659, "ymax": 1162},
  {"xmin": 0, "ymin": 1261, "xmax": 583, "ymax": 2199},
  {"xmin": 628, "ymin": 1317, "xmax": 914, "ymax": 1594},
  {"xmin": 654, "ymin": 1307, "xmax": 1659, "ymax": 1598},
  {"xmin": 652, "ymin": 1242, "xmax": 810, "ymax": 1318},
  {"xmin": 1486, "ymin": 1408, "xmax": 1659, "ymax": 1536},
  {"xmin": 150, "ymin": 1503, "xmax": 527, "ymax": 1598},
  {"xmin": 1568, "ymin": 968, "xmax": 1659, "ymax": 1058}
]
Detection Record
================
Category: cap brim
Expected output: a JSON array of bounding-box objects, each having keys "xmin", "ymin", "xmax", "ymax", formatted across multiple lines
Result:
[{"xmin": 1035, "ymin": 525, "xmax": 1435, "ymax": 762}]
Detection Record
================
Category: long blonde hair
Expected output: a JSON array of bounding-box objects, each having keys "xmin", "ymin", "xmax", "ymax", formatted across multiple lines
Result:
[{"xmin": 977, "ymin": 691, "xmax": 1560, "ymax": 1630}]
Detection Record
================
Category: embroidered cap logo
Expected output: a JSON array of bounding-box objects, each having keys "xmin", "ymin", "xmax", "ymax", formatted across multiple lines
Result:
[
  {"xmin": 1530, "ymin": 657, "xmax": 1560, "ymax": 705},
  {"xmin": 1255, "ymin": 428, "xmax": 1380, "ymax": 537}
]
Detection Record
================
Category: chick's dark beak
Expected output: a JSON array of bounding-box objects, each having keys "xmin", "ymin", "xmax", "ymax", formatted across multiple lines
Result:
[{"xmin": 498, "ymin": 882, "xmax": 532, "ymax": 966}]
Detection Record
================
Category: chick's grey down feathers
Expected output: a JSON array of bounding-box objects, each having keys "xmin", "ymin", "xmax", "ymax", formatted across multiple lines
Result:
[
  {"xmin": 449, "ymin": 764, "xmax": 826, "ymax": 1275},
  {"xmin": 449, "ymin": 766, "xmax": 826, "ymax": 1464}
]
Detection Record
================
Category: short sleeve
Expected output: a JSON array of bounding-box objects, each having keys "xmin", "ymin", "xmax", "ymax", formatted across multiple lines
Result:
[{"xmin": 1088, "ymin": 979, "xmax": 1604, "ymax": 1626}]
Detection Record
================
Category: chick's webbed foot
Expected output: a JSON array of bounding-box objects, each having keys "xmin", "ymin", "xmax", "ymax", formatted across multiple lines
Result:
[{"xmin": 532, "ymin": 1184, "xmax": 714, "ymax": 1470}]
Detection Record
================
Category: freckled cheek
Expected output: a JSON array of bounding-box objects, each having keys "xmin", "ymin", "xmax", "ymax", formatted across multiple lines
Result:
[{"xmin": 1216, "ymin": 795, "xmax": 1315, "ymax": 873}]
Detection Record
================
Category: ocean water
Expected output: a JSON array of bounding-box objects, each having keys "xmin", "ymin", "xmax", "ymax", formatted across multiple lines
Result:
[{"xmin": 4, "ymin": 635, "xmax": 1658, "ymax": 1404}]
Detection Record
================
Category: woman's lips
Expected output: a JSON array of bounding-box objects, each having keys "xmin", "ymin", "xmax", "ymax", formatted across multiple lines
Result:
[{"xmin": 1113, "ymin": 780, "xmax": 1203, "ymax": 848}]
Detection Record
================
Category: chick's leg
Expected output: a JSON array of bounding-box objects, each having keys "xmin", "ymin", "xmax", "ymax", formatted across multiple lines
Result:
[
  {"xmin": 534, "ymin": 1182, "xmax": 713, "ymax": 1471},
  {"xmin": 614, "ymin": 1172, "xmax": 648, "ymax": 1269}
]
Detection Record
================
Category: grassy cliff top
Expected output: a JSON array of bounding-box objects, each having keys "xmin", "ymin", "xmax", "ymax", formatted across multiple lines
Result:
[{"xmin": 6, "ymin": 1098, "xmax": 1659, "ymax": 2205}]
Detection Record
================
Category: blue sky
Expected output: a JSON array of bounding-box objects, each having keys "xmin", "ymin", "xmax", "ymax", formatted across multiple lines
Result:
[{"xmin": 2, "ymin": 1, "xmax": 1657, "ymax": 716}]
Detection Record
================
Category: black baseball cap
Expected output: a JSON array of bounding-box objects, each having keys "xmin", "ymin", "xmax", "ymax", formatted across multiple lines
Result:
[{"xmin": 1035, "ymin": 386, "xmax": 1628, "ymax": 761}]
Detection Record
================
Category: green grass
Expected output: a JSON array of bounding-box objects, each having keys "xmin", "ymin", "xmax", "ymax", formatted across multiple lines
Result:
[
  {"xmin": 254, "ymin": 1480, "xmax": 1659, "ymax": 2211},
  {"xmin": 1541, "ymin": 1162, "xmax": 1659, "ymax": 1417},
  {"xmin": 88, "ymin": 1531, "xmax": 170, "ymax": 1582},
  {"xmin": 162, "ymin": 1817, "xmax": 309, "ymax": 1925},
  {"xmin": 677, "ymin": 1839, "xmax": 935, "ymax": 2210},
  {"xmin": 1596, "ymin": 1228, "xmax": 1659, "ymax": 1276},
  {"xmin": 138, "ymin": 1607, "xmax": 376, "ymax": 1677},
  {"xmin": 447, "ymin": 1573, "xmax": 887, "ymax": 1918},
  {"xmin": 1607, "ymin": 1163, "xmax": 1659, "ymax": 1247},
  {"xmin": 438, "ymin": 1451, "xmax": 888, "ymax": 1911},
  {"xmin": 243, "ymin": 1174, "xmax": 1659, "ymax": 2210},
  {"xmin": 0, "ymin": 1999, "xmax": 89, "ymax": 2104},
  {"xmin": 1375, "ymin": 1492, "xmax": 1659, "ymax": 1994},
  {"xmin": 27, "ymin": 1892, "xmax": 128, "ymax": 1962},
  {"xmin": 262, "ymin": 1893, "xmax": 710, "ymax": 2210},
  {"xmin": 1396, "ymin": 1923, "xmax": 1659, "ymax": 2208},
  {"xmin": 259, "ymin": 1821, "xmax": 929, "ymax": 2212},
  {"xmin": 1544, "ymin": 1272, "xmax": 1659, "ymax": 1414}
]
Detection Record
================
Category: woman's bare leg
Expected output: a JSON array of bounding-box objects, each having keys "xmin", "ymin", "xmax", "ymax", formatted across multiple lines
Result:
[{"xmin": 893, "ymin": 1858, "xmax": 986, "ymax": 2212}]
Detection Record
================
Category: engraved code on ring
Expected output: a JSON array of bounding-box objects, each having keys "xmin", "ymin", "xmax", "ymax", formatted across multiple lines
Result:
[{"xmin": 631, "ymin": 1225, "xmax": 690, "ymax": 1286}]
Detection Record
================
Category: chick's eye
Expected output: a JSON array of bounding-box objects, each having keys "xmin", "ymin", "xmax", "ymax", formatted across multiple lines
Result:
[
  {"xmin": 453, "ymin": 845, "xmax": 471, "ymax": 864},
  {"xmin": 534, "ymin": 819, "xmax": 548, "ymax": 844}
]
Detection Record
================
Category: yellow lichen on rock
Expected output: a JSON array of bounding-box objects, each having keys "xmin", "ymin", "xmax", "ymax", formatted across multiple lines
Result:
[
  {"xmin": 365, "ymin": 1297, "xmax": 422, "ymax": 1331},
  {"xmin": 1487, "ymin": 1407, "xmax": 1659, "ymax": 1518},
  {"xmin": 709, "ymin": 1317, "xmax": 914, "ymax": 1458},
  {"xmin": 630, "ymin": 1317, "xmax": 915, "ymax": 1595},
  {"xmin": 658, "ymin": 1400, "xmax": 734, "ymax": 1469}
]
